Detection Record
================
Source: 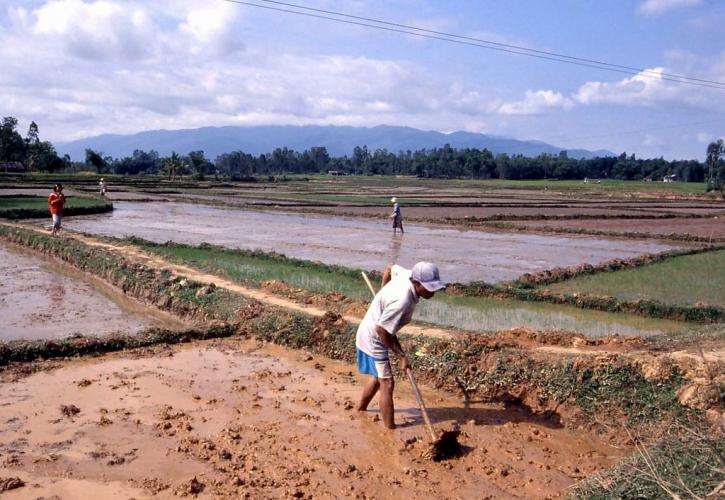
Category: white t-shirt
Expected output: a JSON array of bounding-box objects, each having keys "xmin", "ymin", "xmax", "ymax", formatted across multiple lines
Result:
[{"xmin": 356, "ymin": 265, "xmax": 418, "ymax": 360}]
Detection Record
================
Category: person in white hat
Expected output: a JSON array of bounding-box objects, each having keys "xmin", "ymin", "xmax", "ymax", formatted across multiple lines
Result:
[
  {"xmin": 355, "ymin": 261, "xmax": 445, "ymax": 429},
  {"xmin": 390, "ymin": 197, "xmax": 403, "ymax": 234}
]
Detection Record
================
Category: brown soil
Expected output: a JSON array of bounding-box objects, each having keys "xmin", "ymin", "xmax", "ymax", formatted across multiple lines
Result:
[
  {"xmin": 305, "ymin": 205, "xmax": 656, "ymax": 219},
  {"xmin": 510, "ymin": 217, "xmax": 725, "ymax": 239},
  {"xmin": 0, "ymin": 338, "xmax": 625, "ymax": 499}
]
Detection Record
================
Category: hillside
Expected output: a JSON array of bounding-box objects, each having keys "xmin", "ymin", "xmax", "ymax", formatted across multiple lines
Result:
[{"xmin": 57, "ymin": 124, "xmax": 614, "ymax": 160}]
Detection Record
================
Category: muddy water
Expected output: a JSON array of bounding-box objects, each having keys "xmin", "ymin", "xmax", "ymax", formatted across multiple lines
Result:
[
  {"xmin": 418, "ymin": 295, "xmax": 689, "ymax": 338},
  {"xmin": 58, "ymin": 201, "xmax": 679, "ymax": 283},
  {"xmin": 0, "ymin": 339, "xmax": 624, "ymax": 499},
  {"xmin": 0, "ymin": 244, "xmax": 184, "ymax": 342}
]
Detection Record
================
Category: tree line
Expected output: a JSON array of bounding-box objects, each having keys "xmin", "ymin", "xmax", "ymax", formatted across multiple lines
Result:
[{"xmin": 1, "ymin": 116, "xmax": 723, "ymax": 189}]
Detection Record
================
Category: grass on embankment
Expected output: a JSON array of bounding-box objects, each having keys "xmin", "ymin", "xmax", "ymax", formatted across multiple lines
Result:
[
  {"xmin": 124, "ymin": 238, "xmax": 375, "ymax": 300},
  {"xmin": 0, "ymin": 196, "xmax": 113, "ymax": 219},
  {"xmin": 545, "ymin": 250, "xmax": 725, "ymax": 308},
  {"xmin": 573, "ymin": 425, "xmax": 724, "ymax": 499},
  {"xmin": 123, "ymin": 238, "xmax": 702, "ymax": 337}
]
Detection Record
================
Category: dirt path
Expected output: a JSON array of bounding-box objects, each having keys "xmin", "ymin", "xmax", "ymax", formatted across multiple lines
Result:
[{"xmin": 0, "ymin": 339, "xmax": 623, "ymax": 499}]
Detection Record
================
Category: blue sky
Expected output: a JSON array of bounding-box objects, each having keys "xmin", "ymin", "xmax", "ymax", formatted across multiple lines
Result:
[{"xmin": 0, "ymin": 0, "xmax": 723, "ymax": 159}]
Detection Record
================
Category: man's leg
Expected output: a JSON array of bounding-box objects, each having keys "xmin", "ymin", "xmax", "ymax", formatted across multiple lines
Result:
[
  {"xmin": 356, "ymin": 377, "xmax": 380, "ymax": 411},
  {"xmin": 379, "ymin": 377, "xmax": 395, "ymax": 429}
]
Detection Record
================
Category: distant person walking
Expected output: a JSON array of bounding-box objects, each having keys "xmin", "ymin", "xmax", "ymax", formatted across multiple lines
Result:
[
  {"xmin": 390, "ymin": 197, "xmax": 404, "ymax": 234},
  {"xmin": 99, "ymin": 178, "xmax": 107, "ymax": 196},
  {"xmin": 48, "ymin": 183, "xmax": 65, "ymax": 236},
  {"xmin": 356, "ymin": 261, "xmax": 445, "ymax": 429}
]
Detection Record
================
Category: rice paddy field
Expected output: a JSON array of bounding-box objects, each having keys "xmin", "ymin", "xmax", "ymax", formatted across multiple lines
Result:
[
  {"xmin": 1, "ymin": 172, "xmax": 723, "ymax": 499},
  {"xmin": 545, "ymin": 249, "xmax": 725, "ymax": 307}
]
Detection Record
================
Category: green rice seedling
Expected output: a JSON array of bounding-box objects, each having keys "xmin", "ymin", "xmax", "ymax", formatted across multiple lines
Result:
[
  {"xmin": 414, "ymin": 294, "xmax": 691, "ymax": 338},
  {"xmin": 546, "ymin": 250, "xmax": 725, "ymax": 307}
]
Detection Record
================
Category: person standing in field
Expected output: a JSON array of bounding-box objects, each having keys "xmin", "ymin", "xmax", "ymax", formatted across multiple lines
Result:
[
  {"xmin": 48, "ymin": 183, "xmax": 65, "ymax": 236},
  {"xmin": 99, "ymin": 178, "xmax": 107, "ymax": 196},
  {"xmin": 356, "ymin": 261, "xmax": 445, "ymax": 429},
  {"xmin": 391, "ymin": 197, "xmax": 404, "ymax": 234}
]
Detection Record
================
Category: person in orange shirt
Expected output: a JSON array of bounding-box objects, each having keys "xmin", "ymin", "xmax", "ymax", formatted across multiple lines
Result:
[{"xmin": 48, "ymin": 184, "xmax": 66, "ymax": 235}]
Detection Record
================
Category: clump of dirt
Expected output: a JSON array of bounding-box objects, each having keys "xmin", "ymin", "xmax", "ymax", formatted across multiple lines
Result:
[
  {"xmin": 640, "ymin": 356, "xmax": 677, "ymax": 382},
  {"xmin": 261, "ymin": 279, "xmax": 298, "ymax": 296},
  {"xmin": 676, "ymin": 383, "xmax": 721, "ymax": 411},
  {"xmin": 235, "ymin": 300, "xmax": 265, "ymax": 321},
  {"xmin": 174, "ymin": 476, "xmax": 205, "ymax": 496},
  {"xmin": 60, "ymin": 404, "xmax": 80, "ymax": 418},
  {"xmin": 0, "ymin": 477, "xmax": 25, "ymax": 492},
  {"xmin": 311, "ymin": 311, "xmax": 348, "ymax": 341},
  {"xmin": 156, "ymin": 405, "xmax": 193, "ymax": 436},
  {"xmin": 132, "ymin": 477, "xmax": 170, "ymax": 494},
  {"xmin": 423, "ymin": 429, "xmax": 464, "ymax": 462}
]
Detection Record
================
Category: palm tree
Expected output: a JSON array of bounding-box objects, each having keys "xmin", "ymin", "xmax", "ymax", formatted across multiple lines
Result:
[{"xmin": 163, "ymin": 152, "xmax": 182, "ymax": 181}]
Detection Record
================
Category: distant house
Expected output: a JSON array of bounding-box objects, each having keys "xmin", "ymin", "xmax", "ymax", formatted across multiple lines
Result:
[
  {"xmin": 663, "ymin": 174, "xmax": 677, "ymax": 183},
  {"xmin": 327, "ymin": 170, "xmax": 345, "ymax": 176},
  {"xmin": 0, "ymin": 161, "xmax": 24, "ymax": 173}
]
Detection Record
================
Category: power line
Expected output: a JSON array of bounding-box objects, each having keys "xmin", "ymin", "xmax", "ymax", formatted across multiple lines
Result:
[
  {"xmin": 222, "ymin": 0, "xmax": 725, "ymax": 91},
  {"xmin": 252, "ymin": 0, "xmax": 724, "ymax": 87}
]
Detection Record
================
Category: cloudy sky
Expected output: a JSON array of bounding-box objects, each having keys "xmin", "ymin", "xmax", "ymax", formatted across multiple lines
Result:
[{"xmin": 1, "ymin": 0, "xmax": 723, "ymax": 159}]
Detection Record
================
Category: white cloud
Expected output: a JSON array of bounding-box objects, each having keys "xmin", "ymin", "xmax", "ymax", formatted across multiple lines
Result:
[
  {"xmin": 178, "ymin": 3, "xmax": 245, "ymax": 55},
  {"xmin": 27, "ymin": 0, "xmax": 157, "ymax": 60},
  {"xmin": 637, "ymin": 0, "xmax": 701, "ymax": 16},
  {"xmin": 497, "ymin": 90, "xmax": 574, "ymax": 115},
  {"xmin": 573, "ymin": 67, "xmax": 698, "ymax": 107}
]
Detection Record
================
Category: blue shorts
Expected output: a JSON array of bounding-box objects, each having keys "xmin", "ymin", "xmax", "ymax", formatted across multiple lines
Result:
[{"xmin": 357, "ymin": 349, "xmax": 392, "ymax": 379}]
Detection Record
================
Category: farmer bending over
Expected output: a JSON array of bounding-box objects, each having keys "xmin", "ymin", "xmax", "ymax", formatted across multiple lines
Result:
[{"xmin": 356, "ymin": 261, "xmax": 445, "ymax": 429}]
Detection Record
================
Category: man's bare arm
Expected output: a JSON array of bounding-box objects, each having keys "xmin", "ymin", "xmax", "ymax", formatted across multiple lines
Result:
[{"xmin": 381, "ymin": 263, "xmax": 393, "ymax": 288}]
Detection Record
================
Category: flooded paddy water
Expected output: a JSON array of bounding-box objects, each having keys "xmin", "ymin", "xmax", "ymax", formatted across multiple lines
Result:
[
  {"xmin": 58, "ymin": 201, "xmax": 679, "ymax": 284},
  {"xmin": 0, "ymin": 243, "xmax": 184, "ymax": 342}
]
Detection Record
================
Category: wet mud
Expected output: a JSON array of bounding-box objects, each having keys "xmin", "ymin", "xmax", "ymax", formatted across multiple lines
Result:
[
  {"xmin": 513, "ymin": 217, "xmax": 725, "ymax": 240},
  {"xmin": 0, "ymin": 243, "xmax": 185, "ymax": 342},
  {"xmin": 0, "ymin": 339, "xmax": 624, "ymax": 499},
  {"xmin": 53, "ymin": 201, "xmax": 679, "ymax": 283}
]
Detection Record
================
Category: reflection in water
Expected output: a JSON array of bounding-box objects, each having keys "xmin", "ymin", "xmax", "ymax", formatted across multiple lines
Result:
[
  {"xmin": 47, "ymin": 280, "xmax": 66, "ymax": 307},
  {"xmin": 0, "ymin": 243, "xmax": 185, "ymax": 342},
  {"xmin": 388, "ymin": 234, "xmax": 403, "ymax": 264}
]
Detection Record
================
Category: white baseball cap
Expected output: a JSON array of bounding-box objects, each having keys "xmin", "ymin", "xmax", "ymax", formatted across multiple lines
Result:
[
  {"xmin": 391, "ymin": 197, "xmax": 398, "ymax": 203},
  {"xmin": 411, "ymin": 262, "xmax": 445, "ymax": 292}
]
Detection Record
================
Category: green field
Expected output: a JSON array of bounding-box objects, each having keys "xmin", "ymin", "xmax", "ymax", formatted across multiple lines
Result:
[
  {"xmin": 131, "ymin": 241, "xmax": 375, "ymax": 300},
  {"xmin": 0, "ymin": 195, "xmax": 113, "ymax": 218},
  {"xmin": 545, "ymin": 249, "xmax": 725, "ymax": 308},
  {"xmin": 292, "ymin": 174, "xmax": 711, "ymax": 195},
  {"xmin": 0, "ymin": 196, "xmax": 105, "ymax": 210}
]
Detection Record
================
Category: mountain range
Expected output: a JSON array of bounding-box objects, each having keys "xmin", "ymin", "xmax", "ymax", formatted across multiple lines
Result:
[{"xmin": 57, "ymin": 125, "xmax": 614, "ymax": 161}]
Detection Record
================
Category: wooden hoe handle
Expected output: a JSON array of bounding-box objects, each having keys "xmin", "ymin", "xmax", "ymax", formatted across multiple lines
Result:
[{"xmin": 406, "ymin": 368, "xmax": 439, "ymax": 442}]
